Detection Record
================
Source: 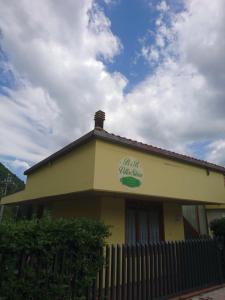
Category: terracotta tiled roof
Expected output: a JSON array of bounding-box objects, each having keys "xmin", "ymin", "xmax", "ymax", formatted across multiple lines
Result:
[{"xmin": 24, "ymin": 129, "xmax": 225, "ymax": 175}]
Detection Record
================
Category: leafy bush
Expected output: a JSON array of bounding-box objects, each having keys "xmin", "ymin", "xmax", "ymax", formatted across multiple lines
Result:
[
  {"xmin": 210, "ymin": 217, "xmax": 225, "ymax": 236},
  {"xmin": 0, "ymin": 217, "xmax": 110, "ymax": 300}
]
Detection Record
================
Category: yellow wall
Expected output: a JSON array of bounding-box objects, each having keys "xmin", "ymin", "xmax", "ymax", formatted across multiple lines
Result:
[
  {"xmin": 52, "ymin": 197, "xmax": 101, "ymax": 219},
  {"xmin": 206, "ymin": 204, "xmax": 225, "ymax": 210},
  {"xmin": 1, "ymin": 190, "xmax": 27, "ymax": 204},
  {"xmin": 2, "ymin": 141, "xmax": 96, "ymax": 204},
  {"xmin": 98, "ymin": 196, "xmax": 184, "ymax": 243},
  {"xmin": 10, "ymin": 193, "xmax": 183, "ymax": 243},
  {"xmin": 41, "ymin": 195, "xmax": 126, "ymax": 244},
  {"xmin": 100, "ymin": 196, "xmax": 125, "ymax": 244},
  {"xmin": 3, "ymin": 137, "xmax": 225, "ymax": 207},
  {"xmin": 94, "ymin": 140, "xmax": 225, "ymax": 204},
  {"xmin": 164, "ymin": 203, "xmax": 184, "ymax": 241},
  {"xmin": 51, "ymin": 196, "xmax": 185, "ymax": 242}
]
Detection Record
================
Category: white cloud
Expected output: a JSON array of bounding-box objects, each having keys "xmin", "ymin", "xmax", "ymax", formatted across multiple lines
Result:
[
  {"xmin": 0, "ymin": 0, "xmax": 124, "ymax": 167},
  {"xmin": 9, "ymin": 159, "xmax": 30, "ymax": 170},
  {"xmin": 0, "ymin": 83, "xmax": 59, "ymax": 162},
  {"xmin": 206, "ymin": 140, "xmax": 225, "ymax": 166},
  {"xmin": 132, "ymin": 0, "xmax": 225, "ymax": 160},
  {"xmin": 102, "ymin": 0, "xmax": 119, "ymax": 7},
  {"xmin": 0, "ymin": 0, "xmax": 225, "ymax": 180},
  {"xmin": 2, "ymin": 159, "xmax": 30, "ymax": 182},
  {"xmin": 156, "ymin": 1, "xmax": 169, "ymax": 12},
  {"xmin": 141, "ymin": 46, "xmax": 160, "ymax": 63}
]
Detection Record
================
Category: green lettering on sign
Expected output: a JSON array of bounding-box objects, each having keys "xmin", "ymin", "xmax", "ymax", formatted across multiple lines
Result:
[{"xmin": 118, "ymin": 157, "xmax": 143, "ymax": 188}]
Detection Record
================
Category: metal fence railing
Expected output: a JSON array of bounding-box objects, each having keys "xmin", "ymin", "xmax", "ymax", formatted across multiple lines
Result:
[{"xmin": 88, "ymin": 239, "xmax": 223, "ymax": 300}]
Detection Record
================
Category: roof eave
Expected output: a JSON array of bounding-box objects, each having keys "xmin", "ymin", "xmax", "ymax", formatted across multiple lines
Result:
[
  {"xmin": 93, "ymin": 130, "xmax": 225, "ymax": 175},
  {"xmin": 24, "ymin": 129, "xmax": 225, "ymax": 176}
]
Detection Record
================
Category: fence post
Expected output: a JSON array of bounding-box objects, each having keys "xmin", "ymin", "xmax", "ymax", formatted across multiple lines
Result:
[
  {"xmin": 161, "ymin": 241, "xmax": 167, "ymax": 296},
  {"xmin": 111, "ymin": 245, "xmax": 115, "ymax": 300},
  {"xmin": 140, "ymin": 244, "xmax": 146, "ymax": 300},
  {"xmin": 149, "ymin": 243, "xmax": 154, "ymax": 299},
  {"xmin": 214, "ymin": 238, "xmax": 224, "ymax": 284},
  {"xmin": 136, "ymin": 244, "xmax": 141, "ymax": 300},
  {"xmin": 116, "ymin": 244, "xmax": 121, "ymax": 300},
  {"xmin": 127, "ymin": 244, "xmax": 131, "ymax": 300},
  {"xmin": 104, "ymin": 245, "xmax": 110, "ymax": 300},
  {"xmin": 122, "ymin": 244, "xmax": 127, "ymax": 300},
  {"xmin": 131, "ymin": 244, "xmax": 135, "ymax": 300},
  {"xmin": 145, "ymin": 244, "xmax": 150, "ymax": 300},
  {"xmin": 157, "ymin": 242, "xmax": 163, "ymax": 298},
  {"xmin": 98, "ymin": 247, "xmax": 104, "ymax": 300},
  {"xmin": 153, "ymin": 243, "xmax": 159, "ymax": 298}
]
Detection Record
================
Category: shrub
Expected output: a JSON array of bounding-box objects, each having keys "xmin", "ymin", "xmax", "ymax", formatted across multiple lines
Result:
[
  {"xmin": 210, "ymin": 217, "xmax": 225, "ymax": 236},
  {"xmin": 0, "ymin": 217, "xmax": 110, "ymax": 300}
]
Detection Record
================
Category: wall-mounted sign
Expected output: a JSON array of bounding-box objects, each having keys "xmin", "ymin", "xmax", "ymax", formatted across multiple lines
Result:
[{"xmin": 118, "ymin": 157, "xmax": 143, "ymax": 188}]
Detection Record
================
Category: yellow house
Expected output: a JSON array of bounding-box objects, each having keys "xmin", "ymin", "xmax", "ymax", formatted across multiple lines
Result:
[{"xmin": 1, "ymin": 111, "xmax": 225, "ymax": 244}]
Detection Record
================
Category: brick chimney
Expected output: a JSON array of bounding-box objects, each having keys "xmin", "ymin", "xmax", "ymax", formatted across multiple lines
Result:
[{"xmin": 94, "ymin": 110, "xmax": 105, "ymax": 130}]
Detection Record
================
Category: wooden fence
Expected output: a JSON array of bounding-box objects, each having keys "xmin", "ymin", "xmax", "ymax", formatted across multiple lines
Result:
[{"xmin": 88, "ymin": 239, "xmax": 223, "ymax": 300}]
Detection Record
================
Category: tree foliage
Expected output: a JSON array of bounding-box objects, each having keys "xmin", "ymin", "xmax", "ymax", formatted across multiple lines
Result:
[
  {"xmin": 0, "ymin": 217, "xmax": 110, "ymax": 300},
  {"xmin": 210, "ymin": 217, "xmax": 225, "ymax": 236},
  {"xmin": 0, "ymin": 162, "xmax": 25, "ymax": 197}
]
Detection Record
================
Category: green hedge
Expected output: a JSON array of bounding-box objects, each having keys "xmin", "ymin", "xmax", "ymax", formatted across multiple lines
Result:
[
  {"xmin": 0, "ymin": 217, "xmax": 110, "ymax": 300},
  {"xmin": 210, "ymin": 217, "xmax": 225, "ymax": 236}
]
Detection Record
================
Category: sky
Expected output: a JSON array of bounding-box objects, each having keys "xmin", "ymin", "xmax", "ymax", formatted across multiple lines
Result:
[{"xmin": 0, "ymin": 0, "xmax": 225, "ymax": 181}]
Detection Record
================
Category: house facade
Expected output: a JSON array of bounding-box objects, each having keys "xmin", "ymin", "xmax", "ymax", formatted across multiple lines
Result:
[{"xmin": 1, "ymin": 111, "xmax": 225, "ymax": 243}]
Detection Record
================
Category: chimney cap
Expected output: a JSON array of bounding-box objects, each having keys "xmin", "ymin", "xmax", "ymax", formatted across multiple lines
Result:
[{"xmin": 94, "ymin": 110, "xmax": 105, "ymax": 130}]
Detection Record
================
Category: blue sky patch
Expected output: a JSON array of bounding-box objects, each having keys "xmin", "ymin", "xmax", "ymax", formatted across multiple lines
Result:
[
  {"xmin": 187, "ymin": 141, "xmax": 212, "ymax": 160},
  {"xmin": 99, "ymin": 0, "xmax": 161, "ymax": 92},
  {"xmin": 0, "ymin": 47, "xmax": 17, "ymax": 96},
  {"xmin": 99, "ymin": 0, "xmax": 184, "ymax": 92}
]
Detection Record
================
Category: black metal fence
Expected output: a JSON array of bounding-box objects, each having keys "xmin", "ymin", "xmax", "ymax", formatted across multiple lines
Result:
[
  {"xmin": 0, "ymin": 239, "xmax": 223, "ymax": 299},
  {"xmin": 214, "ymin": 235, "xmax": 225, "ymax": 280},
  {"xmin": 88, "ymin": 239, "xmax": 223, "ymax": 300}
]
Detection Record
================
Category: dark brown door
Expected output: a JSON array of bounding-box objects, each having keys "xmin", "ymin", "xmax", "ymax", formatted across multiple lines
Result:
[{"xmin": 126, "ymin": 201, "xmax": 163, "ymax": 244}]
